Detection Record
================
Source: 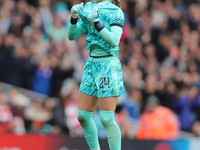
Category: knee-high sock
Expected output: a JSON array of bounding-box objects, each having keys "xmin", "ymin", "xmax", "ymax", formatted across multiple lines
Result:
[
  {"xmin": 77, "ymin": 109, "xmax": 100, "ymax": 150},
  {"xmin": 99, "ymin": 110, "xmax": 121, "ymax": 150}
]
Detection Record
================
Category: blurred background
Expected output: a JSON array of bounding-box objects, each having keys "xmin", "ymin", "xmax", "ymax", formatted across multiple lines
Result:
[{"xmin": 0, "ymin": 0, "xmax": 200, "ymax": 149}]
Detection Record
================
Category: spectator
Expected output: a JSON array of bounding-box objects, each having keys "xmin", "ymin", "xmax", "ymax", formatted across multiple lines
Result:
[
  {"xmin": 8, "ymin": 0, "xmax": 31, "ymax": 37},
  {"xmin": 39, "ymin": 0, "xmax": 52, "ymax": 24},
  {"xmin": 136, "ymin": 95, "xmax": 179, "ymax": 140},
  {"xmin": 25, "ymin": 98, "xmax": 51, "ymax": 133},
  {"xmin": 49, "ymin": 53, "xmax": 74, "ymax": 97},
  {"xmin": 122, "ymin": 88, "xmax": 142, "ymax": 120},
  {"xmin": 115, "ymin": 105, "xmax": 137, "ymax": 139},
  {"xmin": 158, "ymin": 79, "xmax": 177, "ymax": 110},
  {"xmin": 141, "ymin": 74, "xmax": 159, "ymax": 112},
  {"xmin": 43, "ymin": 1, "xmax": 70, "ymax": 44},
  {"xmin": 61, "ymin": 78, "xmax": 82, "ymax": 137},
  {"xmin": 143, "ymin": 44, "xmax": 159, "ymax": 74},
  {"xmin": 0, "ymin": 35, "xmax": 31, "ymax": 88},
  {"xmin": 0, "ymin": 0, "xmax": 200, "ymax": 137},
  {"xmin": 173, "ymin": 85, "xmax": 200, "ymax": 132},
  {"xmin": 9, "ymin": 89, "xmax": 30, "ymax": 120},
  {"xmin": 44, "ymin": 98, "xmax": 69, "ymax": 134},
  {"xmin": 31, "ymin": 56, "xmax": 53, "ymax": 95},
  {"xmin": 0, "ymin": 92, "xmax": 13, "ymax": 133}
]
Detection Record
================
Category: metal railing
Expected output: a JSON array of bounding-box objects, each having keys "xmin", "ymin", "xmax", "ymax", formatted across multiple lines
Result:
[{"xmin": 0, "ymin": 81, "xmax": 48, "ymax": 102}]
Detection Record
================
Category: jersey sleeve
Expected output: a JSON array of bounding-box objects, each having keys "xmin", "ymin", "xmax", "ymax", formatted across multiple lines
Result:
[
  {"xmin": 68, "ymin": 18, "xmax": 87, "ymax": 40},
  {"xmin": 109, "ymin": 9, "xmax": 125, "ymax": 28},
  {"xmin": 77, "ymin": 18, "xmax": 87, "ymax": 33},
  {"xmin": 99, "ymin": 26, "xmax": 123, "ymax": 48}
]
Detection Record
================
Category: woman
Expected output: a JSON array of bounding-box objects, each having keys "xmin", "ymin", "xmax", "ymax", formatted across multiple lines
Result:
[{"xmin": 68, "ymin": 0, "xmax": 124, "ymax": 150}]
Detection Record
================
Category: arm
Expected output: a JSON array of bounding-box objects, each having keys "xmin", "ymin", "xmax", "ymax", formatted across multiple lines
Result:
[
  {"xmin": 87, "ymin": 8, "xmax": 124, "ymax": 48},
  {"xmin": 68, "ymin": 3, "xmax": 86, "ymax": 41},
  {"xmin": 99, "ymin": 26, "xmax": 122, "ymax": 48},
  {"xmin": 68, "ymin": 22, "xmax": 85, "ymax": 41}
]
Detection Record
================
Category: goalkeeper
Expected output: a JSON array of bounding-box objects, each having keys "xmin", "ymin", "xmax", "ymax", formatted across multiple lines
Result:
[{"xmin": 68, "ymin": 0, "xmax": 124, "ymax": 150}]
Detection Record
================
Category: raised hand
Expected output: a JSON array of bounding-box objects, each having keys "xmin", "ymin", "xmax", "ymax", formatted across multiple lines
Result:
[
  {"xmin": 87, "ymin": 7, "xmax": 99, "ymax": 25},
  {"xmin": 71, "ymin": 2, "xmax": 84, "ymax": 19}
]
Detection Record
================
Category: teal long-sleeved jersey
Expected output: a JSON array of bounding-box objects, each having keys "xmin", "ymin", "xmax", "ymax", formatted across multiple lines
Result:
[{"xmin": 68, "ymin": 1, "xmax": 125, "ymax": 57}]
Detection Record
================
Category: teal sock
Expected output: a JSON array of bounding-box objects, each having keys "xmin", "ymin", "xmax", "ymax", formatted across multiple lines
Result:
[
  {"xmin": 99, "ymin": 110, "xmax": 121, "ymax": 150},
  {"xmin": 77, "ymin": 109, "xmax": 100, "ymax": 150}
]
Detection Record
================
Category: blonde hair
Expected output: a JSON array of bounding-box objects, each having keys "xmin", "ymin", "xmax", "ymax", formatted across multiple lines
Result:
[{"xmin": 93, "ymin": 0, "xmax": 121, "ymax": 8}]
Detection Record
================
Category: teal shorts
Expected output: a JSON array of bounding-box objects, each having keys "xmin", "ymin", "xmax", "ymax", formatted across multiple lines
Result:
[{"xmin": 79, "ymin": 56, "xmax": 124, "ymax": 98}]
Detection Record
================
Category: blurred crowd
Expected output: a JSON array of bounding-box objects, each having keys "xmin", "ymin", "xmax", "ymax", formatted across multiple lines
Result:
[{"xmin": 0, "ymin": 0, "xmax": 200, "ymax": 140}]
